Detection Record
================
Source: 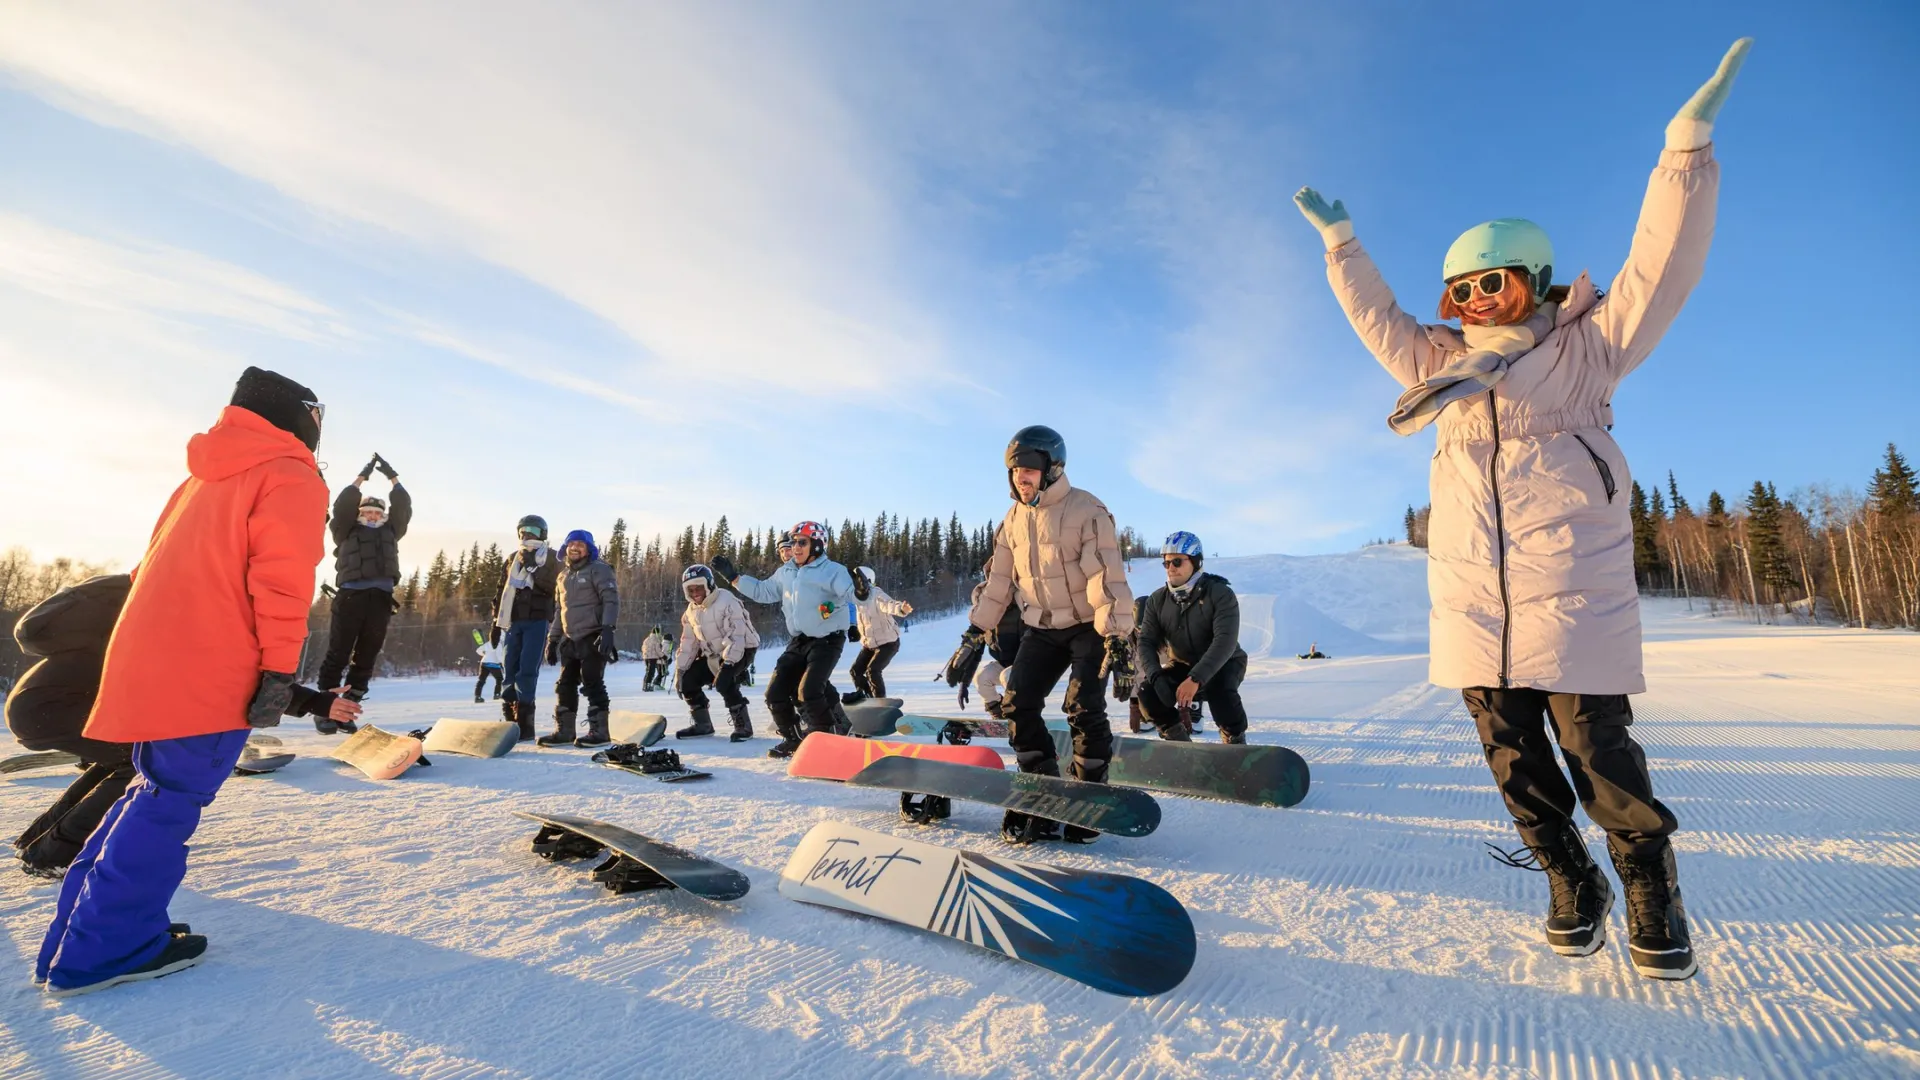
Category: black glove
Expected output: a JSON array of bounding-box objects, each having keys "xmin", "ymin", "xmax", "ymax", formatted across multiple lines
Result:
[
  {"xmin": 1100, "ymin": 635, "xmax": 1133, "ymax": 698},
  {"xmin": 941, "ymin": 627, "xmax": 987, "ymax": 688},
  {"xmin": 357, "ymin": 455, "xmax": 379, "ymax": 483},
  {"xmin": 598, "ymin": 631, "xmax": 619, "ymax": 663},
  {"xmin": 851, "ymin": 572, "xmax": 871, "ymax": 601},
  {"xmin": 708, "ymin": 553, "xmax": 738, "ymax": 583},
  {"xmin": 246, "ymin": 671, "xmax": 296, "ymax": 728},
  {"xmin": 545, "ymin": 639, "xmax": 560, "ymax": 666},
  {"xmin": 373, "ymin": 453, "xmax": 398, "ymax": 481}
]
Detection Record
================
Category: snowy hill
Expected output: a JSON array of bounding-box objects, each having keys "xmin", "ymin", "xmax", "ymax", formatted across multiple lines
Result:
[{"xmin": 4, "ymin": 551, "xmax": 1918, "ymax": 1078}]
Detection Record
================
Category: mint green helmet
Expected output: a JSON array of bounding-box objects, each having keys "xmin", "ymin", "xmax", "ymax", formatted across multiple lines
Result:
[{"xmin": 1442, "ymin": 219, "xmax": 1554, "ymax": 300}]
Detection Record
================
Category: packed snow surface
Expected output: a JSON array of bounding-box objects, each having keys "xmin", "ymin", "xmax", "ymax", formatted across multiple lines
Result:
[{"xmin": 5, "ymin": 547, "xmax": 1918, "ymax": 1078}]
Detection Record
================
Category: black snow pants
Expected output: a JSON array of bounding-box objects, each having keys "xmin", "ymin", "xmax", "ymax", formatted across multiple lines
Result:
[
  {"xmin": 1463, "ymin": 688, "xmax": 1679, "ymax": 859},
  {"xmin": 766, "ymin": 631, "xmax": 845, "ymax": 736},
  {"xmin": 554, "ymin": 638, "xmax": 610, "ymax": 715},
  {"xmin": 474, "ymin": 666, "xmax": 503, "ymax": 699},
  {"xmin": 318, "ymin": 587, "xmax": 394, "ymax": 696},
  {"xmin": 1139, "ymin": 654, "xmax": 1248, "ymax": 738},
  {"xmin": 679, "ymin": 654, "xmax": 749, "ymax": 711},
  {"xmin": 849, "ymin": 640, "xmax": 899, "ymax": 698},
  {"xmin": 1002, "ymin": 623, "xmax": 1112, "ymax": 781}
]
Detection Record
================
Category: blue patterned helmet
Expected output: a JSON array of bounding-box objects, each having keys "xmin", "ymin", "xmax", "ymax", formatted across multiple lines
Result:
[{"xmin": 1162, "ymin": 531, "xmax": 1204, "ymax": 560}]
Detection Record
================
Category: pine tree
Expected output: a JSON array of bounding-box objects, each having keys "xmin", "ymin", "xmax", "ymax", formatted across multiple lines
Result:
[
  {"xmin": 1745, "ymin": 481, "xmax": 1791, "ymax": 598},
  {"xmin": 401, "ymin": 569, "xmax": 422, "ymax": 612},
  {"xmin": 1705, "ymin": 490, "xmax": 1727, "ymax": 528},
  {"xmin": 674, "ymin": 527, "xmax": 696, "ymax": 568},
  {"xmin": 709, "ymin": 516, "xmax": 732, "ymax": 566},
  {"xmin": 1667, "ymin": 470, "xmax": 1692, "ymax": 518},
  {"xmin": 1868, "ymin": 443, "xmax": 1918, "ymax": 518},
  {"xmin": 1404, "ymin": 505, "xmax": 1418, "ymax": 545},
  {"xmin": 1650, "ymin": 487, "xmax": 1667, "ymax": 522},
  {"xmin": 1630, "ymin": 481, "xmax": 1665, "ymax": 586},
  {"xmin": 605, "ymin": 518, "xmax": 630, "ymax": 571}
]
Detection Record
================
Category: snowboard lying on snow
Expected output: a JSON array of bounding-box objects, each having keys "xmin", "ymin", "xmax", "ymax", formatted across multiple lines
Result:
[
  {"xmin": 779, "ymin": 821, "xmax": 1194, "ymax": 996},
  {"xmin": 842, "ymin": 701, "xmax": 905, "ymax": 738},
  {"xmin": 787, "ymin": 732, "xmax": 1003, "ymax": 781},
  {"xmin": 515, "ymin": 810, "xmax": 749, "ymax": 901},
  {"xmin": 1, "ymin": 751, "xmax": 81, "ymax": 776},
  {"xmin": 422, "ymin": 718, "xmax": 518, "ymax": 758},
  {"xmin": 233, "ymin": 748, "xmax": 296, "ymax": 776},
  {"xmin": 592, "ymin": 745, "xmax": 711, "ymax": 783},
  {"xmin": 848, "ymin": 757, "xmax": 1161, "ymax": 837},
  {"xmin": 332, "ymin": 726, "xmax": 424, "ymax": 780},
  {"xmin": 1052, "ymin": 730, "xmax": 1310, "ymax": 808},
  {"xmin": 607, "ymin": 711, "xmax": 668, "ymax": 747},
  {"xmin": 894, "ymin": 713, "xmax": 1068, "ymax": 739}
]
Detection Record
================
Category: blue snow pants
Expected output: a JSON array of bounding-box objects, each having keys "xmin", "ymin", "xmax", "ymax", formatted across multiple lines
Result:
[
  {"xmin": 37, "ymin": 728, "xmax": 250, "ymax": 990},
  {"xmin": 501, "ymin": 619, "xmax": 548, "ymax": 705}
]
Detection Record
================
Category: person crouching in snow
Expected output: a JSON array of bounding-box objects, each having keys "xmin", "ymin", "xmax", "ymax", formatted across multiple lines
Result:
[
  {"xmin": 1135, "ymin": 532, "xmax": 1249, "ymax": 745},
  {"xmin": 843, "ymin": 567, "xmax": 913, "ymax": 705},
  {"xmin": 1292, "ymin": 38, "xmax": 1751, "ymax": 981},
  {"xmin": 709, "ymin": 521, "xmax": 855, "ymax": 758},
  {"xmin": 35, "ymin": 367, "xmax": 329, "ymax": 997},
  {"xmin": 538, "ymin": 530, "xmax": 619, "ymax": 748},
  {"xmin": 672, "ymin": 565, "xmax": 755, "ymax": 742}
]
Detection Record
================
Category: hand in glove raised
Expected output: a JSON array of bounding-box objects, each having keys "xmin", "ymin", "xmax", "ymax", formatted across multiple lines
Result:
[
  {"xmin": 356, "ymin": 456, "xmax": 379, "ymax": 483},
  {"xmin": 708, "ymin": 553, "xmax": 738, "ymax": 584},
  {"xmin": 1293, "ymin": 187, "xmax": 1354, "ymax": 251},
  {"xmin": 1668, "ymin": 38, "xmax": 1753, "ymax": 150},
  {"xmin": 373, "ymin": 453, "xmax": 399, "ymax": 481}
]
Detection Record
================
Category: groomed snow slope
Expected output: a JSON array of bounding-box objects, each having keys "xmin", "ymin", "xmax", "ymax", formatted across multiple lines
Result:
[{"xmin": 3, "ymin": 553, "xmax": 1917, "ymax": 1079}]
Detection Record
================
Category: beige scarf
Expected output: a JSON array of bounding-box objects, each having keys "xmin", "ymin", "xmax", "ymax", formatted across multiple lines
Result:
[{"xmin": 1387, "ymin": 305, "xmax": 1557, "ymax": 435}]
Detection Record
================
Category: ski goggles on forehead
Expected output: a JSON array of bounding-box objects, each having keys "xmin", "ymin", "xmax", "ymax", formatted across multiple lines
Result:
[
  {"xmin": 1447, "ymin": 270, "xmax": 1514, "ymax": 306},
  {"xmin": 518, "ymin": 527, "xmax": 544, "ymax": 541}
]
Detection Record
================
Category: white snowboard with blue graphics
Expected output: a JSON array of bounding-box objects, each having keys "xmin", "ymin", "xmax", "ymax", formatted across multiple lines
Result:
[{"xmin": 778, "ymin": 821, "xmax": 1193, "ymax": 996}]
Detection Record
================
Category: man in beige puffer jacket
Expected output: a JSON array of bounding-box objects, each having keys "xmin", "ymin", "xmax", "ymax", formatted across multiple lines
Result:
[
  {"xmin": 961, "ymin": 425, "xmax": 1135, "ymax": 845},
  {"xmin": 1294, "ymin": 38, "xmax": 1753, "ymax": 983}
]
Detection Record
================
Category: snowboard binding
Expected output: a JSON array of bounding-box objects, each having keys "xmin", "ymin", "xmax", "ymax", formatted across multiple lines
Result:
[
  {"xmin": 597, "ymin": 744, "xmax": 685, "ymax": 774},
  {"xmin": 590, "ymin": 853, "xmax": 675, "ymax": 894},
  {"xmin": 403, "ymin": 730, "xmax": 434, "ymax": 766},
  {"xmin": 899, "ymin": 792, "xmax": 953, "ymax": 825},
  {"xmin": 935, "ymin": 721, "xmax": 974, "ymax": 746},
  {"xmin": 531, "ymin": 824, "xmax": 605, "ymax": 861}
]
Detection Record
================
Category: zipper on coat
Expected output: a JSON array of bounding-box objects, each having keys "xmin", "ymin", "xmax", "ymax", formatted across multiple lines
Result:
[
  {"xmin": 1570, "ymin": 433, "xmax": 1617, "ymax": 503},
  {"xmin": 1488, "ymin": 392, "xmax": 1512, "ymax": 689}
]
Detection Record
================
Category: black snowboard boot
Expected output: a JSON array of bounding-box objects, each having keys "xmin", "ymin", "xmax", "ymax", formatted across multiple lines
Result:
[
  {"xmin": 1155, "ymin": 720, "xmax": 1192, "ymax": 742},
  {"xmin": 1490, "ymin": 821, "xmax": 1613, "ymax": 957},
  {"xmin": 1220, "ymin": 729, "xmax": 1247, "ymax": 745},
  {"xmin": 513, "ymin": 700, "xmax": 537, "ymax": 742},
  {"xmin": 1000, "ymin": 810, "xmax": 1062, "ymax": 845},
  {"xmin": 727, "ymin": 704, "xmax": 754, "ymax": 743},
  {"xmin": 768, "ymin": 706, "xmax": 805, "ymax": 759},
  {"xmin": 537, "ymin": 707, "xmax": 577, "ymax": 747},
  {"xmin": 1609, "ymin": 840, "xmax": 1696, "ymax": 980},
  {"xmin": 676, "ymin": 707, "xmax": 715, "ymax": 739},
  {"xmin": 827, "ymin": 699, "xmax": 852, "ymax": 736},
  {"xmin": 574, "ymin": 708, "xmax": 611, "ymax": 748},
  {"xmin": 984, "ymin": 698, "xmax": 1005, "ymax": 720},
  {"xmin": 47, "ymin": 933, "xmax": 209, "ymax": 998},
  {"xmin": 333, "ymin": 689, "xmax": 363, "ymax": 735},
  {"xmin": 473, "ymin": 692, "xmax": 484, "ymax": 704},
  {"xmin": 840, "ymin": 690, "xmax": 868, "ymax": 707}
]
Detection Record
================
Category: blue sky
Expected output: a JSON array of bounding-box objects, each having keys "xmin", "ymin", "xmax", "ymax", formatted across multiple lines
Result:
[{"xmin": 0, "ymin": 1, "xmax": 1913, "ymax": 570}]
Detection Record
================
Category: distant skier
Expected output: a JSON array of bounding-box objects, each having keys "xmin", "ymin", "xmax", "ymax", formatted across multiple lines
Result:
[
  {"xmin": 672, "ymin": 565, "xmax": 755, "ymax": 742},
  {"xmin": 843, "ymin": 567, "xmax": 913, "ymax": 705},
  {"xmin": 314, "ymin": 452, "xmax": 410, "ymax": 726},
  {"xmin": 1136, "ymin": 533, "xmax": 1249, "ymax": 744},
  {"xmin": 538, "ymin": 531, "xmax": 619, "ymax": 748},
  {"xmin": 640, "ymin": 627, "xmax": 671, "ymax": 692},
  {"xmin": 495, "ymin": 515, "xmax": 561, "ymax": 742},
  {"xmin": 948, "ymin": 425, "xmax": 1135, "ymax": 844},
  {"xmin": 473, "ymin": 627, "xmax": 504, "ymax": 703},
  {"xmin": 34, "ymin": 367, "xmax": 329, "ymax": 996},
  {"xmin": 710, "ymin": 521, "xmax": 856, "ymax": 758},
  {"xmin": 1297, "ymin": 643, "xmax": 1329, "ymax": 660},
  {"xmin": 1292, "ymin": 39, "xmax": 1750, "ymax": 981}
]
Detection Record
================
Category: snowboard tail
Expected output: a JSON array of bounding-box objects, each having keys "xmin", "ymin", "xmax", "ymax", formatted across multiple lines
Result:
[
  {"xmin": 848, "ymin": 757, "xmax": 1160, "ymax": 836},
  {"xmin": 607, "ymin": 712, "xmax": 668, "ymax": 746},
  {"xmin": 787, "ymin": 732, "xmax": 1004, "ymax": 782},
  {"xmin": 423, "ymin": 718, "xmax": 518, "ymax": 758},
  {"xmin": 1053, "ymin": 731, "xmax": 1310, "ymax": 808},
  {"xmin": 779, "ymin": 822, "xmax": 1193, "ymax": 996},
  {"xmin": 331, "ymin": 726, "xmax": 423, "ymax": 780}
]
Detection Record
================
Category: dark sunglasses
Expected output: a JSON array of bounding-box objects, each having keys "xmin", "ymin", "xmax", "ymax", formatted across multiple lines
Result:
[
  {"xmin": 1162, "ymin": 557, "xmax": 1189, "ymax": 568},
  {"xmin": 1448, "ymin": 270, "xmax": 1511, "ymax": 306}
]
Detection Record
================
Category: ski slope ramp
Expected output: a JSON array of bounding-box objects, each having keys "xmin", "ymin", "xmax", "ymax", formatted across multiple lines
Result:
[{"xmin": 3, "ymin": 551, "xmax": 1918, "ymax": 1079}]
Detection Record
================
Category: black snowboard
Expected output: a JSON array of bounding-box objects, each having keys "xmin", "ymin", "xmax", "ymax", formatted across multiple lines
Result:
[
  {"xmin": 591, "ymin": 747, "xmax": 712, "ymax": 783},
  {"xmin": 513, "ymin": 811, "xmax": 749, "ymax": 902},
  {"xmin": 233, "ymin": 751, "xmax": 296, "ymax": 776},
  {"xmin": 848, "ymin": 756, "xmax": 1160, "ymax": 837},
  {"xmin": 1055, "ymin": 730, "xmax": 1310, "ymax": 808},
  {"xmin": 1, "ymin": 751, "xmax": 81, "ymax": 776}
]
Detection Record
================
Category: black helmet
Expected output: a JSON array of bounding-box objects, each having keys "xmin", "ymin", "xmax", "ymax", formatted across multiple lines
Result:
[
  {"xmin": 516, "ymin": 514, "xmax": 548, "ymax": 542},
  {"xmin": 1005, "ymin": 425, "xmax": 1066, "ymax": 501}
]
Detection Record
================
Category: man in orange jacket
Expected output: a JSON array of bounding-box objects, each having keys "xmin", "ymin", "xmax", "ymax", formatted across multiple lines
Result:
[{"xmin": 37, "ymin": 367, "xmax": 330, "ymax": 998}]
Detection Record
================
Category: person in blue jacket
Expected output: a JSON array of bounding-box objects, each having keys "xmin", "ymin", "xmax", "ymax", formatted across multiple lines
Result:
[{"xmin": 709, "ymin": 521, "xmax": 855, "ymax": 759}]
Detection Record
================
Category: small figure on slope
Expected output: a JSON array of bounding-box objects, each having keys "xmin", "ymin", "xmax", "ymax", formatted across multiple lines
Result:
[
  {"xmin": 495, "ymin": 515, "xmax": 561, "ymax": 741},
  {"xmin": 842, "ymin": 567, "xmax": 913, "ymax": 705},
  {"xmin": 950, "ymin": 425, "xmax": 1135, "ymax": 844},
  {"xmin": 1296, "ymin": 643, "xmax": 1328, "ymax": 660},
  {"xmin": 672, "ymin": 565, "xmax": 756, "ymax": 742},
  {"xmin": 538, "ymin": 530, "xmax": 619, "ymax": 748},
  {"xmin": 35, "ymin": 366, "xmax": 329, "ymax": 996},
  {"xmin": 710, "ymin": 521, "xmax": 856, "ymax": 759},
  {"xmin": 1291, "ymin": 37, "xmax": 1752, "ymax": 981},
  {"xmin": 473, "ymin": 627, "xmax": 504, "ymax": 703},
  {"xmin": 640, "ymin": 626, "xmax": 671, "ymax": 692},
  {"xmin": 1136, "ymin": 533, "xmax": 1250, "ymax": 745},
  {"xmin": 314, "ymin": 452, "xmax": 410, "ymax": 727}
]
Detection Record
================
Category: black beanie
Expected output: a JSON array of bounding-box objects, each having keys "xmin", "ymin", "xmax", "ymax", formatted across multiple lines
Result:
[{"xmin": 230, "ymin": 366, "xmax": 321, "ymax": 451}]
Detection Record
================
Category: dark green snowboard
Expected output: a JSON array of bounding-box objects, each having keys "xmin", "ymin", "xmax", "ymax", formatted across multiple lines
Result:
[{"xmin": 1054, "ymin": 731, "xmax": 1309, "ymax": 808}]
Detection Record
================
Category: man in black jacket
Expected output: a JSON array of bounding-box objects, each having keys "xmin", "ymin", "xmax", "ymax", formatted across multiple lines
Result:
[
  {"xmin": 1136, "ymin": 531, "xmax": 1249, "ymax": 744},
  {"xmin": 315, "ymin": 453, "xmax": 411, "ymax": 728}
]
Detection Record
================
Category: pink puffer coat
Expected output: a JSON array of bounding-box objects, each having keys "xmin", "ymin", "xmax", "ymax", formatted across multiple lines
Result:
[{"xmin": 1325, "ymin": 145, "xmax": 1719, "ymax": 693}]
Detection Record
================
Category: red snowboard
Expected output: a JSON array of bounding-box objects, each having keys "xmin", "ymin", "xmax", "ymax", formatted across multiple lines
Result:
[{"xmin": 786, "ymin": 733, "xmax": 1004, "ymax": 781}]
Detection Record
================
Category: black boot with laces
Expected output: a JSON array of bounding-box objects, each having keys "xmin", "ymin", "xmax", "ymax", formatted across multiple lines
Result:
[
  {"xmin": 1609, "ymin": 839, "xmax": 1697, "ymax": 980},
  {"xmin": 1489, "ymin": 821, "xmax": 1613, "ymax": 958}
]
